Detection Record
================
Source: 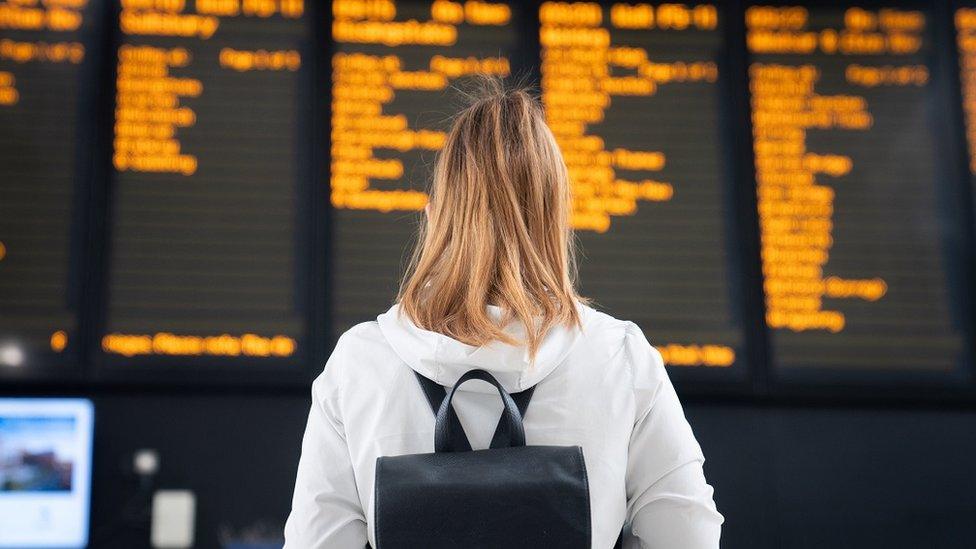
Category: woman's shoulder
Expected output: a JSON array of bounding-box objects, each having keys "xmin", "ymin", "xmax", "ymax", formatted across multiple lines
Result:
[
  {"xmin": 577, "ymin": 304, "xmax": 659, "ymax": 356},
  {"xmin": 317, "ymin": 320, "xmax": 400, "ymax": 384},
  {"xmin": 334, "ymin": 319, "xmax": 386, "ymax": 349},
  {"xmin": 575, "ymin": 303, "xmax": 667, "ymax": 385}
]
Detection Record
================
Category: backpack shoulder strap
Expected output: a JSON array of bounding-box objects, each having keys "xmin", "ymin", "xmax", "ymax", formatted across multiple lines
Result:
[
  {"xmin": 412, "ymin": 371, "xmax": 537, "ymax": 451},
  {"xmin": 414, "ymin": 371, "xmax": 472, "ymax": 452},
  {"xmin": 414, "ymin": 372, "xmax": 535, "ymax": 452},
  {"xmin": 488, "ymin": 384, "xmax": 534, "ymax": 449}
]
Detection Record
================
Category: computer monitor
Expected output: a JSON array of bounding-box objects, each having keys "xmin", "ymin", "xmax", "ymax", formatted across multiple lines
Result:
[{"xmin": 0, "ymin": 399, "xmax": 93, "ymax": 548}]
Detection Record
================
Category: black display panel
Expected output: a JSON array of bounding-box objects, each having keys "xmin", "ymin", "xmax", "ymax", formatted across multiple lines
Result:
[
  {"xmin": 538, "ymin": 1, "xmax": 747, "ymax": 381},
  {"xmin": 97, "ymin": 0, "xmax": 311, "ymax": 376},
  {"xmin": 747, "ymin": 3, "xmax": 970, "ymax": 380},
  {"xmin": 330, "ymin": 0, "xmax": 520, "ymax": 338},
  {"xmin": 1, "ymin": 0, "xmax": 973, "ymax": 397},
  {"xmin": 0, "ymin": 0, "xmax": 95, "ymax": 376}
]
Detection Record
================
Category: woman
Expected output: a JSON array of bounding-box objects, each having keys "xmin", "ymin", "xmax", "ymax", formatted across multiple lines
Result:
[{"xmin": 284, "ymin": 79, "xmax": 723, "ymax": 548}]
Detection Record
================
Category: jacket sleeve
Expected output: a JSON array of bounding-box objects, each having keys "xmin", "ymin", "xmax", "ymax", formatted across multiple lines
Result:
[
  {"xmin": 621, "ymin": 324, "xmax": 724, "ymax": 549},
  {"xmin": 284, "ymin": 339, "xmax": 368, "ymax": 549}
]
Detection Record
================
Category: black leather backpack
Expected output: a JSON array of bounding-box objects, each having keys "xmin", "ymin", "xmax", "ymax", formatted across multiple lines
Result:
[{"xmin": 372, "ymin": 368, "xmax": 593, "ymax": 548}]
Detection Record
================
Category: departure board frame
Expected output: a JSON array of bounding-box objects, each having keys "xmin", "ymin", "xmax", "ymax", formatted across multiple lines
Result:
[
  {"xmin": 0, "ymin": 0, "xmax": 110, "ymax": 385},
  {"xmin": 85, "ymin": 0, "xmax": 324, "ymax": 387},
  {"xmin": 742, "ymin": 0, "xmax": 976, "ymax": 400}
]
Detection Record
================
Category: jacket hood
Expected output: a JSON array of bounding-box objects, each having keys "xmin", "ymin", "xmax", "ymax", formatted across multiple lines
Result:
[{"xmin": 376, "ymin": 302, "xmax": 587, "ymax": 394}]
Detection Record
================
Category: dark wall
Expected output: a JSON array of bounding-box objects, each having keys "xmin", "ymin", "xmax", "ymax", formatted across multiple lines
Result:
[
  {"xmin": 87, "ymin": 393, "xmax": 311, "ymax": 548},
  {"xmin": 689, "ymin": 404, "xmax": 976, "ymax": 548},
  {"xmin": 81, "ymin": 393, "xmax": 976, "ymax": 548}
]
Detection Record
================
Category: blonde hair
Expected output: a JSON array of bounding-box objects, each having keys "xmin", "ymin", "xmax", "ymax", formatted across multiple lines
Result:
[{"xmin": 398, "ymin": 77, "xmax": 586, "ymax": 360}]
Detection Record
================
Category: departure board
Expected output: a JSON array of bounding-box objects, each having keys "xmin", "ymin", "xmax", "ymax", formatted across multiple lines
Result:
[
  {"xmin": 330, "ymin": 0, "xmax": 519, "ymax": 338},
  {"xmin": 0, "ymin": 0, "xmax": 93, "ymax": 373},
  {"xmin": 747, "ymin": 4, "xmax": 968, "ymax": 375},
  {"xmin": 3, "ymin": 0, "xmax": 976, "ymax": 393},
  {"xmin": 538, "ymin": 2, "xmax": 743, "ymax": 374},
  {"xmin": 99, "ymin": 0, "xmax": 309, "ymax": 370}
]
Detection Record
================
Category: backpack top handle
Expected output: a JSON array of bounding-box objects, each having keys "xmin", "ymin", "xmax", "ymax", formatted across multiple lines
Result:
[{"xmin": 434, "ymin": 369, "xmax": 526, "ymax": 453}]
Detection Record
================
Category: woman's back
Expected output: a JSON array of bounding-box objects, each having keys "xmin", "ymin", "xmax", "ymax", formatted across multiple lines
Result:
[
  {"xmin": 284, "ymin": 79, "xmax": 722, "ymax": 548},
  {"xmin": 284, "ymin": 302, "xmax": 723, "ymax": 548}
]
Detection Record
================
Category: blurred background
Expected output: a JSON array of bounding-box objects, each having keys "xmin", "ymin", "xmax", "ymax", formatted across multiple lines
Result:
[{"xmin": 2, "ymin": 0, "xmax": 976, "ymax": 547}]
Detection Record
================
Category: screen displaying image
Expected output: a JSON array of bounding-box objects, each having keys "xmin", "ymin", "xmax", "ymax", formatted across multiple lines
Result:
[
  {"xmin": 0, "ymin": 399, "xmax": 92, "ymax": 548},
  {"xmin": 0, "ymin": 417, "xmax": 76, "ymax": 492}
]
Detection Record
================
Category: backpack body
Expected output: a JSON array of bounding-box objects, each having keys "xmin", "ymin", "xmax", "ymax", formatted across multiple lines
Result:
[
  {"xmin": 375, "ymin": 444, "xmax": 590, "ymax": 548},
  {"xmin": 372, "ymin": 368, "xmax": 592, "ymax": 548}
]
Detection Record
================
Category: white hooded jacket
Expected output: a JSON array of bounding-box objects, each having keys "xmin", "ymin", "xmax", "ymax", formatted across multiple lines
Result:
[{"xmin": 284, "ymin": 302, "xmax": 723, "ymax": 548}]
